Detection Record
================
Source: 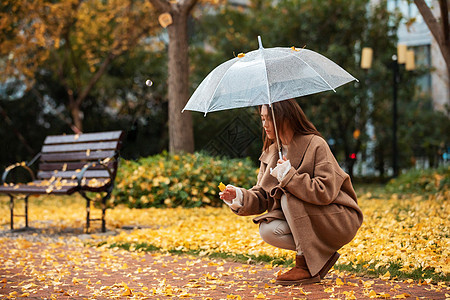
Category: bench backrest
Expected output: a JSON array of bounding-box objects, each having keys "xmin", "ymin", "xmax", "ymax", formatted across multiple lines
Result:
[{"xmin": 37, "ymin": 131, "xmax": 124, "ymax": 181}]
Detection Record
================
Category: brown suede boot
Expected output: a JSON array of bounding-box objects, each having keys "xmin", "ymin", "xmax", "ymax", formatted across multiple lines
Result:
[{"xmin": 275, "ymin": 255, "xmax": 320, "ymax": 285}]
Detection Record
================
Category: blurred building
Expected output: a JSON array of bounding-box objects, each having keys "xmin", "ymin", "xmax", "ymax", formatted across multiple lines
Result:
[{"xmin": 385, "ymin": 0, "xmax": 449, "ymax": 111}]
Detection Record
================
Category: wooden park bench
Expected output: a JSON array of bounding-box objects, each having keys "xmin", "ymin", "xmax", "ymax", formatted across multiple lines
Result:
[{"xmin": 0, "ymin": 130, "xmax": 124, "ymax": 232}]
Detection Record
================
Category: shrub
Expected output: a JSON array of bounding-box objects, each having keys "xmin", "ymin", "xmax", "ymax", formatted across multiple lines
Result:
[
  {"xmin": 111, "ymin": 152, "xmax": 258, "ymax": 208},
  {"xmin": 385, "ymin": 165, "xmax": 449, "ymax": 195}
]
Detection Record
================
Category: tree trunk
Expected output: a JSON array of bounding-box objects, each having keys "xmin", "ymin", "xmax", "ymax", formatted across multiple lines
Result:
[
  {"xmin": 70, "ymin": 104, "xmax": 83, "ymax": 133},
  {"xmin": 167, "ymin": 11, "xmax": 194, "ymax": 153}
]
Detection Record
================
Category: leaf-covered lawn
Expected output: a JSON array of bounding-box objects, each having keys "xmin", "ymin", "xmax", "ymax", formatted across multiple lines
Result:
[{"xmin": 0, "ymin": 187, "xmax": 448, "ymax": 282}]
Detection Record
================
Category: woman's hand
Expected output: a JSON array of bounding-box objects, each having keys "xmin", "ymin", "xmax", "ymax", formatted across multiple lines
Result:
[
  {"xmin": 219, "ymin": 186, "xmax": 236, "ymax": 203},
  {"xmin": 277, "ymin": 155, "xmax": 288, "ymax": 165}
]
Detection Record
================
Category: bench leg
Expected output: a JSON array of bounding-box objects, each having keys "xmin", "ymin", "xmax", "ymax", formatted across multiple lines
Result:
[
  {"xmin": 8, "ymin": 195, "xmax": 29, "ymax": 230},
  {"xmin": 86, "ymin": 196, "xmax": 91, "ymax": 234},
  {"xmin": 101, "ymin": 196, "xmax": 106, "ymax": 233},
  {"xmin": 9, "ymin": 195, "xmax": 14, "ymax": 230},
  {"xmin": 25, "ymin": 195, "xmax": 29, "ymax": 228},
  {"xmin": 80, "ymin": 188, "xmax": 112, "ymax": 233}
]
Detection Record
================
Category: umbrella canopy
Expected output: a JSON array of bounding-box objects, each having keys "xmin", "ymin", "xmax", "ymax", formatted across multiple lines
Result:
[
  {"xmin": 183, "ymin": 36, "xmax": 357, "ymax": 115},
  {"xmin": 183, "ymin": 36, "xmax": 357, "ymax": 159}
]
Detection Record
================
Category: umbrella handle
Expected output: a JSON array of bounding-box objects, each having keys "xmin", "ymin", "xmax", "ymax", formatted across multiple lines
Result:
[
  {"xmin": 278, "ymin": 151, "xmax": 283, "ymax": 161},
  {"xmin": 269, "ymin": 103, "xmax": 283, "ymax": 161}
]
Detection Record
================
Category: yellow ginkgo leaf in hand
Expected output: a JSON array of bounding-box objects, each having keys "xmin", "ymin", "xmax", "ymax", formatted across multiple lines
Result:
[{"xmin": 218, "ymin": 182, "xmax": 226, "ymax": 192}]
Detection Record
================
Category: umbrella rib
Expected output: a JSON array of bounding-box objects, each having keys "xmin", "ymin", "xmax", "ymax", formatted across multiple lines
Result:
[
  {"xmin": 260, "ymin": 48, "xmax": 282, "ymax": 159},
  {"xmin": 260, "ymin": 50, "xmax": 272, "ymax": 106},
  {"xmin": 202, "ymin": 58, "xmax": 239, "ymax": 116},
  {"xmin": 284, "ymin": 50, "xmax": 337, "ymax": 92}
]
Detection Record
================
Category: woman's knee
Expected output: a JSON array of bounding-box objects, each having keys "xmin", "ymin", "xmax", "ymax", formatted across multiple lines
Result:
[{"xmin": 259, "ymin": 220, "xmax": 291, "ymax": 241}]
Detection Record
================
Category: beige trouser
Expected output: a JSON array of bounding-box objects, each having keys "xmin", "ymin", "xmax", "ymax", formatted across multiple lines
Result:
[{"xmin": 258, "ymin": 195, "xmax": 301, "ymax": 253}]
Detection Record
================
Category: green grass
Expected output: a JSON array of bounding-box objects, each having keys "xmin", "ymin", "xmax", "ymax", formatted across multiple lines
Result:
[
  {"xmin": 334, "ymin": 260, "xmax": 449, "ymax": 283},
  {"xmin": 102, "ymin": 241, "xmax": 294, "ymax": 268},
  {"xmin": 97, "ymin": 241, "xmax": 448, "ymax": 283}
]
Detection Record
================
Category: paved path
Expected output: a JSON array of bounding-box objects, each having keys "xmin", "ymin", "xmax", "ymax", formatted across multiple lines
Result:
[{"xmin": 0, "ymin": 230, "xmax": 448, "ymax": 299}]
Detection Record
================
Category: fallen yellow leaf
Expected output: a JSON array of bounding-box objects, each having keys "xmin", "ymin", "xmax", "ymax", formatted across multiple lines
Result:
[
  {"xmin": 393, "ymin": 293, "xmax": 411, "ymax": 299},
  {"xmin": 336, "ymin": 277, "xmax": 345, "ymax": 286},
  {"xmin": 122, "ymin": 288, "xmax": 132, "ymax": 296},
  {"xmin": 368, "ymin": 290, "xmax": 377, "ymax": 298}
]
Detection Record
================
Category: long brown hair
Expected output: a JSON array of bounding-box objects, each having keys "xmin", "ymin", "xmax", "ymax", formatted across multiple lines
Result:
[{"xmin": 259, "ymin": 99, "xmax": 323, "ymax": 152}]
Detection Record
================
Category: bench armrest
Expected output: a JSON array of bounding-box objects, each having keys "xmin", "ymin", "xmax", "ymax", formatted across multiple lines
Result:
[
  {"xmin": 1, "ymin": 153, "xmax": 40, "ymax": 184},
  {"xmin": 76, "ymin": 156, "xmax": 116, "ymax": 188}
]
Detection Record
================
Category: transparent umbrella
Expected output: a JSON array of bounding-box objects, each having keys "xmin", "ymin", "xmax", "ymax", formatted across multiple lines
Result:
[{"xmin": 183, "ymin": 36, "xmax": 358, "ymax": 159}]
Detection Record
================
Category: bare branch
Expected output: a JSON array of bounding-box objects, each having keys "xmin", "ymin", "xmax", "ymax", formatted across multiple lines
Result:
[
  {"xmin": 414, "ymin": 0, "xmax": 450, "ymax": 79},
  {"xmin": 74, "ymin": 17, "xmax": 158, "ymax": 108},
  {"xmin": 413, "ymin": 0, "xmax": 444, "ymax": 45}
]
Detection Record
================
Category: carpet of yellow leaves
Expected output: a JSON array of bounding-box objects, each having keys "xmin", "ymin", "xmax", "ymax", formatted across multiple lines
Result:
[{"xmin": 1, "ymin": 188, "xmax": 448, "ymax": 280}]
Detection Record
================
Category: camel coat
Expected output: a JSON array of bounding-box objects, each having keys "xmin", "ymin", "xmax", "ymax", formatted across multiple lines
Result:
[{"xmin": 231, "ymin": 134, "xmax": 363, "ymax": 277}]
